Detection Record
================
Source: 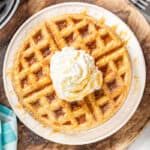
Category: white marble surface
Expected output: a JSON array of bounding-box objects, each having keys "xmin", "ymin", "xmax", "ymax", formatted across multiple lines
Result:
[{"xmin": 128, "ymin": 121, "xmax": 150, "ymax": 150}]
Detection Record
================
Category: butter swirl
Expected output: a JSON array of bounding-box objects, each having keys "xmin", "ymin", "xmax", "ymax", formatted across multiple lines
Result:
[{"xmin": 50, "ymin": 47, "xmax": 103, "ymax": 102}]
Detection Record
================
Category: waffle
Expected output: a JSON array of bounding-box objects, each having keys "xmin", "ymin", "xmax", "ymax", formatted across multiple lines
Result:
[{"xmin": 12, "ymin": 12, "xmax": 131, "ymax": 132}]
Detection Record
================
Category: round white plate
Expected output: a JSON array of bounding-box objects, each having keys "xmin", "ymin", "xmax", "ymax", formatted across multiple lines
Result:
[{"xmin": 3, "ymin": 2, "xmax": 146, "ymax": 145}]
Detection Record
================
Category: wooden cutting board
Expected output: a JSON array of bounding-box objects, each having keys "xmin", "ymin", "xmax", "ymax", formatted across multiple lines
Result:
[{"xmin": 0, "ymin": 0, "xmax": 150, "ymax": 149}]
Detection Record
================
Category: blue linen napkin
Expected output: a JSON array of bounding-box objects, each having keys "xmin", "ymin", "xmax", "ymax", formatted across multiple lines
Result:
[{"xmin": 0, "ymin": 104, "xmax": 17, "ymax": 150}]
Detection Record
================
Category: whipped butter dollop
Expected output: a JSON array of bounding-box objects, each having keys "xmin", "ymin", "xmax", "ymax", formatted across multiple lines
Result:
[{"xmin": 50, "ymin": 47, "xmax": 103, "ymax": 102}]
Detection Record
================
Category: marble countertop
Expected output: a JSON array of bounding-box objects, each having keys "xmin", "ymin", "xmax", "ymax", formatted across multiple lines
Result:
[{"xmin": 128, "ymin": 121, "xmax": 150, "ymax": 150}]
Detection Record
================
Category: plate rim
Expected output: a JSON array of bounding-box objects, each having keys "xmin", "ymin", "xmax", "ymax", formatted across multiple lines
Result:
[{"xmin": 3, "ymin": 2, "xmax": 146, "ymax": 145}]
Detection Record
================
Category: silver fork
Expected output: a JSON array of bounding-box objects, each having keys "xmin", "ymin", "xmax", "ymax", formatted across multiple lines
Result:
[{"xmin": 130, "ymin": 0, "xmax": 150, "ymax": 22}]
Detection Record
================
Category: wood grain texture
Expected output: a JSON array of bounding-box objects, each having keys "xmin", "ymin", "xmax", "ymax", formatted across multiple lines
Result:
[{"xmin": 0, "ymin": 0, "xmax": 150, "ymax": 149}]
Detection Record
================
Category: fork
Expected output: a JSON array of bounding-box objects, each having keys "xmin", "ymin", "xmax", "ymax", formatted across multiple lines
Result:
[{"xmin": 130, "ymin": 0, "xmax": 150, "ymax": 22}]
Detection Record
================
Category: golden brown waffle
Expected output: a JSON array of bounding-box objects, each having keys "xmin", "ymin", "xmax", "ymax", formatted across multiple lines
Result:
[{"xmin": 12, "ymin": 12, "xmax": 131, "ymax": 132}]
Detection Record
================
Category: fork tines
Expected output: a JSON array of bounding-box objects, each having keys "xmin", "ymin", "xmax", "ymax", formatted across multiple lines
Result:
[{"xmin": 130, "ymin": 0, "xmax": 150, "ymax": 10}]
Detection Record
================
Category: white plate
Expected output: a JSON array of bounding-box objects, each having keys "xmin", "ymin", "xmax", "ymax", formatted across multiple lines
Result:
[{"xmin": 3, "ymin": 2, "xmax": 146, "ymax": 145}]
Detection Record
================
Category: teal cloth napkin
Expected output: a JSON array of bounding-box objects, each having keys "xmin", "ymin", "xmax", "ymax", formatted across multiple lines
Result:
[{"xmin": 0, "ymin": 104, "xmax": 17, "ymax": 150}]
